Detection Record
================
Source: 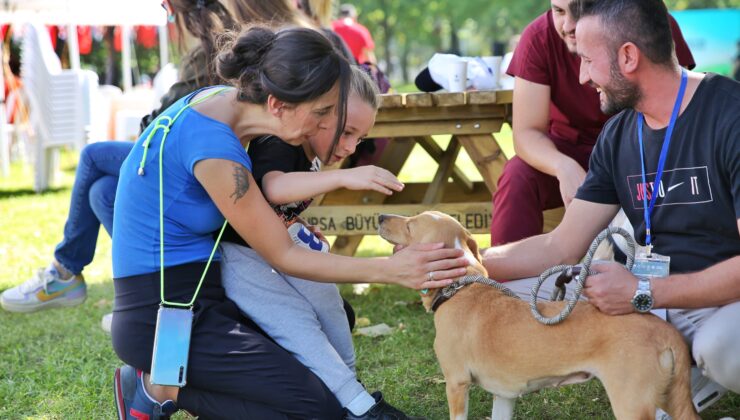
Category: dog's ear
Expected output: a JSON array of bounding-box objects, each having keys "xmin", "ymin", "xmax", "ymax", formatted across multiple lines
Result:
[{"xmin": 465, "ymin": 230, "xmax": 481, "ymax": 261}]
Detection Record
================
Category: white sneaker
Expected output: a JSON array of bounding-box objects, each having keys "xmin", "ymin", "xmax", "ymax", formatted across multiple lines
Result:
[
  {"xmin": 656, "ymin": 366, "xmax": 727, "ymax": 419},
  {"xmin": 101, "ymin": 312, "xmax": 113, "ymax": 333},
  {"xmin": 1, "ymin": 264, "xmax": 86, "ymax": 313},
  {"xmin": 691, "ymin": 367, "xmax": 726, "ymax": 412}
]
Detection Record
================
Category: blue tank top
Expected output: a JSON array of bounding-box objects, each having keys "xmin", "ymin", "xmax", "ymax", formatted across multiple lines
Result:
[{"xmin": 112, "ymin": 87, "xmax": 252, "ymax": 278}]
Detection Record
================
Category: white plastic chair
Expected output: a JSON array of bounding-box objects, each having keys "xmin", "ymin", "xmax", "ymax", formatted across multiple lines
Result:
[{"xmin": 21, "ymin": 23, "xmax": 94, "ymax": 191}]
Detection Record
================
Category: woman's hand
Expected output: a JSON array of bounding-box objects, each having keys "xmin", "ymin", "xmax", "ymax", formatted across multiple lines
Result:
[
  {"xmin": 341, "ymin": 165, "xmax": 404, "ymax": 195},
  {"xmin": 386, "ymin": 243, "xmax": 469, "ymax": 290}
]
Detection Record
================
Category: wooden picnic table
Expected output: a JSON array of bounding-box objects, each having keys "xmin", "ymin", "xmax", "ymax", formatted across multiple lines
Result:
[{"xmin": 302, "ymin": 89, "xmax": 564, "ymax": 256}]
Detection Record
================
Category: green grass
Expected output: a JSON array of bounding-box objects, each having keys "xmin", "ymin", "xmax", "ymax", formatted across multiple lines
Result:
[{"xmin": 0, "ymin": 148, "xmax": 738, "ymax": 419}]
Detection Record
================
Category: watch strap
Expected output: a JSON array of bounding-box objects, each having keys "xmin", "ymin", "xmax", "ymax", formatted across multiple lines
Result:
[
  {"xmin": 631, "ymin": 276, "xmax": 654, "ymax": 312},
  {"xmin": 636, "ymin": 276, "xmax": 651, "ymax": 293}
]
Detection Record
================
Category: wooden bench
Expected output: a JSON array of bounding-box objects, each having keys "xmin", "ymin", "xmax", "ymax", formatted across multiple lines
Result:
[{"xmin": 303, "ymin": 89, "xmax": 564, "ymax": 255}]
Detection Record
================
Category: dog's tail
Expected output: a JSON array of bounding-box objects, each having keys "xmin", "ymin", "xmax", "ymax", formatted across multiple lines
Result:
[{"xmin": 660, "ymin": 344, "xmax": 700, "ymax": 420}]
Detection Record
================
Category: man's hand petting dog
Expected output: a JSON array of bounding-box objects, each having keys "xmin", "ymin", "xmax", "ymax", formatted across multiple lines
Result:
[
  {"xmin": 389, "ymin": 242, "xmax": 468, "ymax": 290},
  {"xmin": 584, "ymin": 262, "xmax": 640, "ymax": 315}
]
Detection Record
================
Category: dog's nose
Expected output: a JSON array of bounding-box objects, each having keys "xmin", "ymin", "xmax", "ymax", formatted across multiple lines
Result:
[{"xmin": 378, "ymin": 214, "xmax": 387, "ymax": 224}]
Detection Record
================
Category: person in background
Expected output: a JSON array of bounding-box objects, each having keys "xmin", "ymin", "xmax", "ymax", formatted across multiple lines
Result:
[
  {"xmin": 488, "ymin": 0, "xmax": 694, "ymax": 246},
  {"xmin": 295, "ymin": 0, "xmax": 392, "ymax": 170},
  {"xmin": 1, "ymin": 0, "xmax": 229, "ymax": 314},
  {"xmin": 332, "ymin": 4, "xmax": 376, "ymax": 65},
  {"xmin": 0, "ymin": 0, "xmax": 309, "ymax": 318}
]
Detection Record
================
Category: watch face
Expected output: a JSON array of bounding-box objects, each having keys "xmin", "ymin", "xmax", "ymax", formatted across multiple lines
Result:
[{"xmin": 633, "ymin": 293, "xmax": 654, "ymax": 312}]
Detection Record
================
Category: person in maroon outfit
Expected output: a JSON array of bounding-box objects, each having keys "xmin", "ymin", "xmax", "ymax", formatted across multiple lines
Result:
[{"xmin": 490, "ymin": 0, "xmax": 694, "ymax": 245}]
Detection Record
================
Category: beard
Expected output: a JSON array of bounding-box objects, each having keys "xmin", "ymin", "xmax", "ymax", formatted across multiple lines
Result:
[
  {"xmin": 561, "ymin": 31, "xmax": 577, "ymax": 53},
  {"xmin": 600, "ymin": 59, "xmax": 642, "ymax": 115}
]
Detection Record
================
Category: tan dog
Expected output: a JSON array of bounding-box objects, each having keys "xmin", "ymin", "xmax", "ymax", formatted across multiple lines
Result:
[{"xmin": 378, "ymin": 211, "xmax": 698, "ymax": 420}]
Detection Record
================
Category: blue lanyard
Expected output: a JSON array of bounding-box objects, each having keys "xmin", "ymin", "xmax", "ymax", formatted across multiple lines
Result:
[{"xmin": 637, "ymin": 69, "xmax": 687, "ymax": 256}]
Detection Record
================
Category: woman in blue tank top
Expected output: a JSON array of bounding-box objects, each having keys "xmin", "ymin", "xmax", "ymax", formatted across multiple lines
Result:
[{"xmin": 111, "ymin": 26, "xmax": 468, "ymax": 420}]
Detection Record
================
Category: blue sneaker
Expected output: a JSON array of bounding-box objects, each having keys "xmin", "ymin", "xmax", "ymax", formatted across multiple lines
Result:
[
  {"xmin": 114, "ymin": 365, "xmax": 178, "ymax": 420},
  {"xmin": 1, "ymin": 263, "xmax": 86, "ymax": 313}
]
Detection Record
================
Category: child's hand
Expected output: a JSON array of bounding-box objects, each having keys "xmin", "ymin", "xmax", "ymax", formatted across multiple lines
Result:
[
  {"xmin": 294, "ymin": 216, "xmax": 328, "ymax": 244},
  {"xmin": 342, "ymin": 166, "xmax": 404, "ymax": 195},
  {"xmin": 307, "ymin": 224, "xmax": 328, "ymax": 244}
]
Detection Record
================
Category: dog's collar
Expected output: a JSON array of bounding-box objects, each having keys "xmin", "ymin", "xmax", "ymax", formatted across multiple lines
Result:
[{"xmin": 430, "ymin": 274, "xmax": 520, "ymax": 312}]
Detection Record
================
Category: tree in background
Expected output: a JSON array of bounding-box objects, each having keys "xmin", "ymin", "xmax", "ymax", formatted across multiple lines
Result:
[{"xmin": 348, "ymin": 0, "xmax": 737, "ymax": 85}]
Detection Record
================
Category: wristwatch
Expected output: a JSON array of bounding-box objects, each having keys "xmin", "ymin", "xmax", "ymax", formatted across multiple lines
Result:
[{"xmin": 631, "ymin": 276, "xmax": 654, "ymax": 313}]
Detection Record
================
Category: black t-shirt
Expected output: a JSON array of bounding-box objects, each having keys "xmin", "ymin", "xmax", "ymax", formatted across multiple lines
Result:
[
  {"xmin": 576, "ymin": 73, "xmax": 740, "ymax": 273},
  {"xmin": 219, "ymin": 136, "xmax": 320, "ymax": 246}
]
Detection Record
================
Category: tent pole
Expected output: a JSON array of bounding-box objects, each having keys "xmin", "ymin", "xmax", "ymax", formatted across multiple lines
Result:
[
  {"xmin": 121, "ymin": 25, "xmax": 132, "ymax": 91},
  {"xmin": 67, "ymin": 23, "xmax": 80, "ymax": 70},
  {"xmin": 159, "ymin": 24, "xmax": 168, "ymax": 68}
]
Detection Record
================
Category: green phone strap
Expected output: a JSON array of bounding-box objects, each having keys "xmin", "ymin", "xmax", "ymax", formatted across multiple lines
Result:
[{"xmin": 137, "ymin": 86, "xmax": 232, "ymax": 308}]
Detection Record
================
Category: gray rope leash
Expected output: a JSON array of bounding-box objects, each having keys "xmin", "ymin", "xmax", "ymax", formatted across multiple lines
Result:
[
  {"xmin": 530, "ymin": 227, "xmax": 636, "ymax": 325},
  {"xmin": 440, "ymin": 274, "xmax": 520, "ymax": 301}
]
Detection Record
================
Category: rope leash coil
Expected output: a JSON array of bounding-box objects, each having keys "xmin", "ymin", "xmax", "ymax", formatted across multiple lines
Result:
[
  {"xmin": 430, "ymin": 274, "xmax": 520, "ymax": 312},
  {"xmin": 439, "ymin": 274, "xmax": 520, "ymax": 300},
  {"xmin": 530, "ymin": 227, "xmax": 636, "ymax": 325}
]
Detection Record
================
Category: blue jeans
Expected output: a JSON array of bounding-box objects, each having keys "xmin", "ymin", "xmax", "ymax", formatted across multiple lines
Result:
[{"xmin": 54, "ymin": 141, "xmax": 133, "ymax": 275}]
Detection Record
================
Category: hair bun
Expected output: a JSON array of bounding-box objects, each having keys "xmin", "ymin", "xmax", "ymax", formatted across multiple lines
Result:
[{"xmin": 216, "ymin": 27, "xmax": 277, "ymax": 83}]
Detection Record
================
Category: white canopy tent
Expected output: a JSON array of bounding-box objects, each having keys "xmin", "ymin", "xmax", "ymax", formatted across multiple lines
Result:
[
  {"xmin": 0, "ymin": 0, "xmax": 169, "ymax": 91},
  {"xmin": 0, "ymin": 0, "xmax": 167, "ymax": 26},
  {"xmin": 0, "ymin": 0, "xmax": 169, "ymax": 180}
]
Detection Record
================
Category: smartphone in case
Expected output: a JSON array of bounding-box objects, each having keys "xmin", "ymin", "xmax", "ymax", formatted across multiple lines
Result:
[{"xmin": 150, "ymin": 306, "xmax": 193, "ymax": 387}]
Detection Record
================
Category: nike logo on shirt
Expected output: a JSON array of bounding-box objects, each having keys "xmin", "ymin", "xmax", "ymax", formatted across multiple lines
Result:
[{"xmin": 667, "ymin": 182, "xmax": 684, "ymax": 192}]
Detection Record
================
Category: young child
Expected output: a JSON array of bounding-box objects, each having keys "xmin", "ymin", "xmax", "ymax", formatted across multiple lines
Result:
[{"xmin": 220, "ymin": 66, "xmax": 420, "ymax": 419}]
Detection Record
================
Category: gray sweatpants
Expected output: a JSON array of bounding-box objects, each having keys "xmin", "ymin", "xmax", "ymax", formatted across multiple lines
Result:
[
  {"xmin": 220, "ymin": 242, "xmax": 365, "ymax": 406},
  {"xmin": 505, "ymin": 275, "xmax": 740, "ymax": 393}
]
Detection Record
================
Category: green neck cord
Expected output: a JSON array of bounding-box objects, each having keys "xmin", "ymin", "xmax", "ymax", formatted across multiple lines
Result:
[{"xmin": 138, "ymin": 87, "xmax": 231, "ymax": 308}]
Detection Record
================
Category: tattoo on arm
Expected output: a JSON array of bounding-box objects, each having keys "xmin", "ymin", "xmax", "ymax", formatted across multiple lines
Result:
[{"xmin": 229, "ymin": 164, "xmax": 250, "ymax": 204}]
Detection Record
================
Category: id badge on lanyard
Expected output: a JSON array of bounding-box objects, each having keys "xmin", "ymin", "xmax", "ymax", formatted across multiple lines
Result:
[
  {"xmin": 631, "ymin": 252, "xmax": 670, "ymax": 320},
  {"xmin": 633, "ymin": 69, "xmax": 687, "ymax": 320}
]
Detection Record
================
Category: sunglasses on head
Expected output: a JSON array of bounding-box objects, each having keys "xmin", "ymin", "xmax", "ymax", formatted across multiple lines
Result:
[{"xmin": 161, "ymin": 0, "xmax": 176, "ymax": 23}]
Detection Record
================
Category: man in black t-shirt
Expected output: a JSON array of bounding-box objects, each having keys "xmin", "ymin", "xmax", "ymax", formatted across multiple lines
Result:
[{"xmin": 480, "ymin": 0, "xmax": 740, "ymax": 412}]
